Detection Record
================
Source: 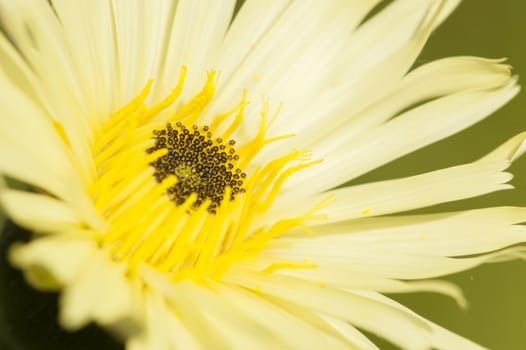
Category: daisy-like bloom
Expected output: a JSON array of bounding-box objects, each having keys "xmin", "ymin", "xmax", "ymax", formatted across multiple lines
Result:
[{"xmin": 1, "ymin": 0, "xmax": 526, "ymax": 349}]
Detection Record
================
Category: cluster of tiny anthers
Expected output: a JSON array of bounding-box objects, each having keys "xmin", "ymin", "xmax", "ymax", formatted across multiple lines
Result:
[{"xmin": 147, "ymin": 122, "xmax": 246, "ymax": 213}]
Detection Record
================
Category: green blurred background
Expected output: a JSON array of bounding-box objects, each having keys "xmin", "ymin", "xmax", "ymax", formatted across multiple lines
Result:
[
  {"xmin": 353, "ymin": 0, "xmax": 526, "ymax": 349},
  {"xmin": 1, "ymin": 0, "xmax": 526, "ymax": 349}
]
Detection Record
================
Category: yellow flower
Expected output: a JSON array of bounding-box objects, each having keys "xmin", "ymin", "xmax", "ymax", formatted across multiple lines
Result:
[{"xmin": 0, "ymin": 0, "xmax": 525, "ymax": 349}]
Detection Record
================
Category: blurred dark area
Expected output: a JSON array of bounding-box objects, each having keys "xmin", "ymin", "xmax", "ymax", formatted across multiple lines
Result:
[{"xmin": 0, "ymin": 222, "xmax": 123, "ymax": 350}]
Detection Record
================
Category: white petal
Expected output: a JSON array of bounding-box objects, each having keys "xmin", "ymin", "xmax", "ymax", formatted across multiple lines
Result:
[
  {"xmin": 273, "ymin": 265, "xmax": 467, "ymax": 308},
  {"xmin": 213, "ymin": 282, "xmax": 355, "ymax": 349},
  {"xmin": 0, "ymin": 0, "xmax": 95, "ymax": 167},
  {"xmin": 0, "ymin": 76, "xmax": 74, "ymax": 176},
  {"xmin": 111, "ymin": 0, "xmax": 178, "ymax": 104},
  {"xmin": 356, "ymin": 291, "xmax": 488, "ymax": 350},
  {"xmin": 224, "ymin": 268, "xmax": 433, "ymax": 350},
  {"xmin": 0, "ymin": 80, "xmax": 103, "ymax": 230},
  {"xmin": 324, "ymin": 161, "xmax": 511, "ymax": 221},
  {"xmin": 267, "ymin": 234, "xmax": 526, "ymax": 280},
  {"xmin": 50, "ymin": 0, "xmax": 118, "ymax": 119},
  {"xmin": 206, "ymin": 1, "xmax": 379, "ymax": 142},
  {"xmin": 0, "ymin": 140, "xmax": 103, "ymax": 230},
  {"xmin": 299, "ymin": 56, "xmax": 512, "ymax": 159},
  {"xmin": 0, "ymin": 32, "xmax": 46, "ymax": 109},
  {"xmin": 127, "ymin": 290, "xmax": 202, "ymax": 350},
  {"xmin": 340, "ymin": 0, "xmax": 458, "ymax": 79},
  {"xmin": 288, "ymin": 78, "xmax": 519, "ymax": 192},
  {"xmin": 268, "ymin": 131, "xmax": 524, "ymax": 226},
  {"xmin": 151, "ymin": 0, "xmax": 236, "ymax": 102},
  {"xmin": 207, "ymin": 0, "xmax": 292, "ymax": 85},
  {"xmin": 141, "ymin": 267, "xmax": 354, "ymax": 349},
  {"xmin": 9, "ymin": 236, "xmax": 95, "ymax": 290},
  {"xmin": 483, "ymin": 130, "xmax": 526, "ymax": 162},
  {"xmin": 217, "ymin": 0, "xmax": 378, "ymax": 83},
  {"xmin": 232, "ymin": 0, "xmax": 435, "ymax": 153},
  {"xmin": 141, "ymin": 269, "xmax": 266, "ymax": 350},
  {"xmin": 0, "ymin": 0, "xmax": 85, "ymax": 107},
  {"xmin": 321, "ymin": 132, "xmax": 526, "ymax": 222},
  {"xmin": 306, "ymin": 206, "xmax": 526, "ymax": 257},
  {"xmin": 60, "ymin": 250, "xmax": 134, "ymax": 331},
  {"xmin": 1, "ymin": 190, "xmax": 83, "ymax": 233},
  {"xmin": 321, "ymin": 317, "xmax": 380, "ymax": 350}
]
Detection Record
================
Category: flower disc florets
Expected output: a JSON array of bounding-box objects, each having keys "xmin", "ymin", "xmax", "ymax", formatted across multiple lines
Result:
[
  {"xmin": 82, "ymin": 70, "xmax": 320, "ymax": 279},
  {"xmin": 148, "ymin": 122, "xmax": 246, "ymax": 213}
]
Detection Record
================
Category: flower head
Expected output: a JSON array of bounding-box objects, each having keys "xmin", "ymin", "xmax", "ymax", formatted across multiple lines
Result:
[{"xmin": 0, "ymin": 0, "xmax": 525, "ymax": 349}]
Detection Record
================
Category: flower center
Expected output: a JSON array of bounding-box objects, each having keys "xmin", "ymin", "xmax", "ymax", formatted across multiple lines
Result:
[
  {"xmin": 89, "ymin": 68, "xmax": 324, "ymax": 281},
  {"xmin": 148, "ymin": 122, "xmax": 246, "ymax": 213}
]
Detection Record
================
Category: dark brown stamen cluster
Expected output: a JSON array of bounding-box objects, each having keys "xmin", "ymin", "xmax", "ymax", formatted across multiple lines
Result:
[{"xmin": 147, "ymin": 122, "xmax": 246, "ymax": 213}]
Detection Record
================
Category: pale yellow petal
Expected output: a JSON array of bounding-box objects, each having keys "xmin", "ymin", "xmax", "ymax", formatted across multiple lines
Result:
[
  {"xmin": 60, "ymin": 251, "xmax": 134, "ymax": 330},
  {"xmin": 225, "ymin": 269, "xmax": 433, "ymax": 350},
  {"xmin": 1, "ymin": 190, "xmax": 83, "ymax": 233},
  {"xmin": 9, "ymin": 237, "xmax": 95, "ymax": 290}
]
